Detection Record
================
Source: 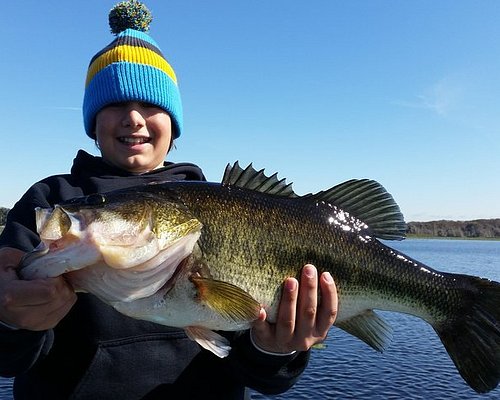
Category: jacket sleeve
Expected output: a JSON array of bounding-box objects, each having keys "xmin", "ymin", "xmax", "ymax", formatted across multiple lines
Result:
[
  {"xmin": 226, "ymin": 331, "xmax": 310, "ymax": 394},
  {"xmin": 0, "ymin": 183, "xmax": 55, "ymax": 377}
]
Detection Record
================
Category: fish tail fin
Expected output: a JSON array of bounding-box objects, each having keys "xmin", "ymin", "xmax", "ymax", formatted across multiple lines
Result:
[{"xmin": 435, "ymin": 276, "xmax": 500, "ymax": 393}]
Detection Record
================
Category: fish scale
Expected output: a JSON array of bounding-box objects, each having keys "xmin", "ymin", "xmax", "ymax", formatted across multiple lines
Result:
[
  {"xmin": 178, "ymin": 182, "xmax": 443, "ymax": 321},
  {"xmin": 19, "ymin": 162, "xmax": 500, "ymax": 394}
]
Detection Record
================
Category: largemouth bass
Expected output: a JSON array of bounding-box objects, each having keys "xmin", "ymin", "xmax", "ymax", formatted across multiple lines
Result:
[{"xmin": 20, "ymin": 162, "xmax": 500, "ymax": 393}]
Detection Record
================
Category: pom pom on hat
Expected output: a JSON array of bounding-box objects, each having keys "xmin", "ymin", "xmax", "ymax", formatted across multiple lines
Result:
[
  {"xmin": 109, "ymin": 0, "xmax": 152, "ymax": 34},
  {"xmin": 82, "ymin": 1, "xmax": 183, "ymax": 139}
]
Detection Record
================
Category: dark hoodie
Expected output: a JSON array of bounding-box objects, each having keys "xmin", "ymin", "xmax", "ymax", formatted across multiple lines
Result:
[{"xmin": 0, "ymin": 151, "xmax": 308, "ymax": 400}]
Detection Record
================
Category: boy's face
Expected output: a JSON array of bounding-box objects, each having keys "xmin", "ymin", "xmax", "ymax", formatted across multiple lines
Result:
[{"xmin": 94, "ymin": 102, "xmax": 173, "ymax": 173}]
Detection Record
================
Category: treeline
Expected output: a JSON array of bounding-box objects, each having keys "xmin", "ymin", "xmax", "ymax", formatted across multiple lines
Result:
[
  {"xmin": 407, "ymin": 219, "xmax": 500, "ymax": 239},
  {"xmin": 0, "ymin": 207, "xmax": 8, "ymax": 227}
]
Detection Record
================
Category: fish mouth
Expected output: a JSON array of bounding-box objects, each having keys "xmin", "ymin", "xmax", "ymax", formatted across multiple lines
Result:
[{"xmin": 18, "ymin": 243, "xmax": 50, "ymax": 278}]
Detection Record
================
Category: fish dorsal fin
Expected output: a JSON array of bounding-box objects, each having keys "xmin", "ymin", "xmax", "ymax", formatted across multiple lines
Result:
[
  {"xmin": 336, "ymin": 310, "xmax": 393, "ymax": 352},
  {"xmin": 308, "ymin": 179, "xmax": 406, "ymax": 240},
  {"xmin": 222, "ymin": 162, "xmax": 298, "ymax": 197}
]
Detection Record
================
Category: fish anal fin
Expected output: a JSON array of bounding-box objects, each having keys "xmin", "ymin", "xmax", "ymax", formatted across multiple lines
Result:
[
  {"xmin": 337, "ymin": 310, "xmax": 393, "ymax": 352},
  {"xmin": 191, "ymin": 276, "xmax": 261, "ymax": 323},
  {"xmin": 185, "ymin": 326, "xmax": 231, "ymax": 358}
]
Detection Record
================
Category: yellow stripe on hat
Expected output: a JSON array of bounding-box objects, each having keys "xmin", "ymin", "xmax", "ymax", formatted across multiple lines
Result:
[{"xmin": 85, "ymin": 44, "xmax": 177, "ymax": 87}]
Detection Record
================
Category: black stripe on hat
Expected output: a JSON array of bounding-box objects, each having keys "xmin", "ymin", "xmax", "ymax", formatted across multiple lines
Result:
[{"xmin": 88, "ymin": 35, "xmax": 164, "ymax": 66}]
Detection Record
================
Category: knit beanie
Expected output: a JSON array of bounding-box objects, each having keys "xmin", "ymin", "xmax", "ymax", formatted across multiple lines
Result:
[{"xmin": 82, "ymin": 0, "xmax": 182, "ymax": 138}]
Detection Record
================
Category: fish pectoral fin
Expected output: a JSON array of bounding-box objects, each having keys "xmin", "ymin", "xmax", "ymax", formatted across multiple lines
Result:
[
  {"xmin": 185, "ymin": 326, "xmax": 232, "ymax": 358},
  {"xmin": 336, "ymin": 310, "xmax": 393, "ymax": 353},
  {"xmin": 191, "ymin": 276, "xmax": 261, "ymax": 323}
]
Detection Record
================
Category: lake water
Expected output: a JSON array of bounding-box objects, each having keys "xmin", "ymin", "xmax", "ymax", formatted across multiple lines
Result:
[{"xmin": 1, "ymin": 239, "xmax": 499, "ymax": 399}]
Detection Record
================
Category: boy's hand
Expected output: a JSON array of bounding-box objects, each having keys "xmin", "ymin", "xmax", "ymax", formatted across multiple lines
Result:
[
  {"xmin": 251, "ymin": 264, "xmax": 338, "ymax": 354},
  {"xmin": 0, "ymin": 247, "xmax": 77, "ymax": 331}
]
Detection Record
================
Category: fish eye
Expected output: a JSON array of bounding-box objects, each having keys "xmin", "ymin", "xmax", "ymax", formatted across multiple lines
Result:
[{"xmin": 85, "ymin": 194, "xmax": 106, "ymax": 206}]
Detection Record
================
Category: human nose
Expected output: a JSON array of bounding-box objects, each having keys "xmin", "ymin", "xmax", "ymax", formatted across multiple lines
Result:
[{"xmin": 121, "ymin": 106, "xmax": 146, "ymax": 128}]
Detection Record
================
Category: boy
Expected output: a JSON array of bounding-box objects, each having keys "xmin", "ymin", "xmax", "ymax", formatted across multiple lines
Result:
[{"xmin": 0, "ymin": 2, "xmax": 337, "ymax": 398}]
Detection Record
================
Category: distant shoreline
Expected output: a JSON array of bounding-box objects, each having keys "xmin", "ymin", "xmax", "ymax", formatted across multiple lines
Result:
[
  {"xmin": 406, "ymin": 234, "xmax": 500, "ymax": 241},
  {"xmin": 406, "ymin": 219, "xmax": 500, "ymax": 240}
]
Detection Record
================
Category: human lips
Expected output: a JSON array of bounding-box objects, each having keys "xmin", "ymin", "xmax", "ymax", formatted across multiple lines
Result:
[{"xmin": 117, "ymin": 136, "xmax": 152, "ymax": 145}]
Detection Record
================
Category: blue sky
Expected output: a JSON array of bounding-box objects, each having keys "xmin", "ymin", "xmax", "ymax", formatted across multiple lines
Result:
[{"xmin": 1, "ymin": 1, "xmax": 499, "ymax": 221}]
